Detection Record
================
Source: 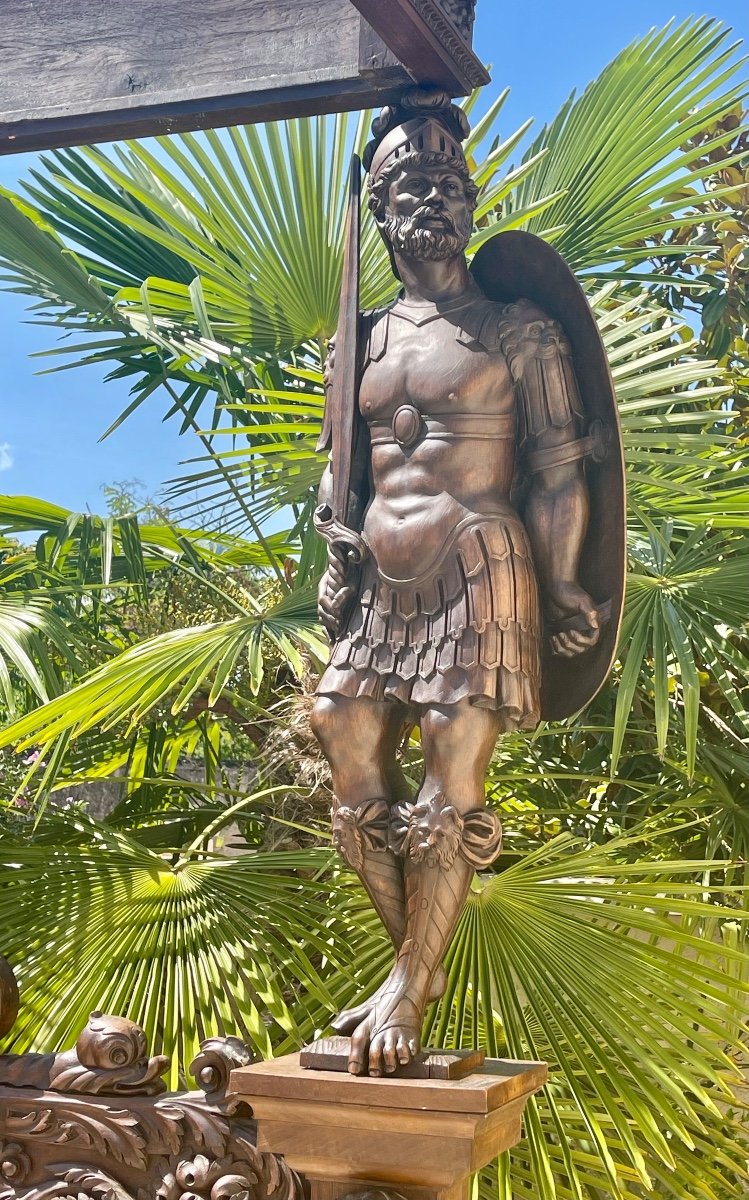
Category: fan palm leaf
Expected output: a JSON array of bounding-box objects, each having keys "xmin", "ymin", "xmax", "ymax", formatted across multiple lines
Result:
[
  {"xmin": 508, "ymin": 17, "xmax": 748, "ymax": 276},
  {"xmin": 0, "ymin": 594, "xmax": 82, "ymax": 712},
  {"xmin": 0, "ymin": 583, "xmax": 325, "ymax": 757},
  {"xmin": 614, "ymin": 525, "xmax": 749, "ymax": 778},
  {"xmin": 1, "ymin": 91, "xmax": 556, "ymax": 371},
  {"xmin": 0, "ymin": 809, "xmax": 340, "ymax": 1089},
  {"xmin": 286, "ymin": 831, "xmax": 749, "ymax": 1200},
  {"xmin": 0, "ymin": 494, "xmax": 295, "ymax": 584}
]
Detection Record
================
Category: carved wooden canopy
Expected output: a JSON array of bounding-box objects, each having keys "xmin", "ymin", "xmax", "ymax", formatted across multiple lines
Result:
[{"xmin": 0, "ymin": 0, "xmax": 489, "ymax": 155}]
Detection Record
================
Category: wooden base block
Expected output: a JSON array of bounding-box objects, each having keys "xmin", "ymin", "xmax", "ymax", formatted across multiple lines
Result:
[
  {"xmin": 231, "ymin": 1053, "xmax": 547, "ymax": 1200},
  {"xmin": 300, "ymin": 1037, "xmax": 485, "ymax": 1080}
]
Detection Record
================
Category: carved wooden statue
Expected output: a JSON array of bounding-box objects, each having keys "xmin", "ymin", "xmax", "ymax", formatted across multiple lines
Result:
[{"xmin": 310, "ymin": 89, "xmax": 625, "ymax": 1078}]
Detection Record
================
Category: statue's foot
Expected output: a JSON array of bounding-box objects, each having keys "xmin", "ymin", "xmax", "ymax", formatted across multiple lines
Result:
[
  {"xmin": 332, "ymin": 964, "xmax": 447, "ymax": 1036},
  {"xmin": 348, "ymin": 988, "xmax": 423, "ymax": 1077}
]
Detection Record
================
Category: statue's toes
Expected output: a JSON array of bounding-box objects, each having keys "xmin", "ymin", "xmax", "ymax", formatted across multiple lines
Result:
[
  {"xmin": 348, "ymin": 1018, "xmax": 372, "ymax": 1076},
  {"xmin": 396, "ymin": 1033, "xmax": 412, "ymax": 1066},
  {"xmin": 368, "ymin": 1023, "xmax": 419, "ymax": 1076},
  {"xmin": 368, "ymin": 1033, "xmax": 387, "ymax": 1077},
  {"xmin": 381, "ymin": 1028, "xmax": 401, "ymax": 1074}
]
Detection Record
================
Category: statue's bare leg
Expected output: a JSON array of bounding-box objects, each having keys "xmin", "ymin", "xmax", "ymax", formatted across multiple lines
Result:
[
  {"xmin": 310, "ymin": 695, "xmax": 449, "ymax": 1031},
  {"xmin": 348, "ymin": 700, "xmax": 503, "ymax": 1076}
]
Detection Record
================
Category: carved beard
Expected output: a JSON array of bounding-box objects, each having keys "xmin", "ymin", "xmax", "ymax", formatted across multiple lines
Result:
[{"xmin": 383, "ymin": 208, "xmax": 472, "ymax": 261}]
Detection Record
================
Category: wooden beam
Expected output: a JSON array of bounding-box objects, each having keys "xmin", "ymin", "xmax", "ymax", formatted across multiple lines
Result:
[
  {"xmin": 0, "ymin": 0, "xmax": 488, "ymax": 155},
  {"xmin": 350, "ymin": 0, "xmax": 489, "ymax": 94},
  {"xmin": 0, "ymin": 0, "xmax": 411, "ymax": 154}
]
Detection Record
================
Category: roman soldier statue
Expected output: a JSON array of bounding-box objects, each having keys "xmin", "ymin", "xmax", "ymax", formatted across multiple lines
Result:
[{"xmin": 310, "ymin": 89, "xmax": 625, "ymax": 1077}]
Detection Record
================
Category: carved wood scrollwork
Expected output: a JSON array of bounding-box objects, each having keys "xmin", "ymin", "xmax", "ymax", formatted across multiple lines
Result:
[
  {"xmin": 434, "ymin": 0, "xmax": 476, "ymax": 42},
  {"xmin": 0, "ymin": 1016, "xmax": 303, "ymax": 1200}
]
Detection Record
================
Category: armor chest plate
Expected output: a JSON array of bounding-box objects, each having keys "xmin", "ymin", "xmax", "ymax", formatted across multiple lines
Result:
[{"xmin": 358, "ymin": 310, "xmax": 514, "ymax": 425}]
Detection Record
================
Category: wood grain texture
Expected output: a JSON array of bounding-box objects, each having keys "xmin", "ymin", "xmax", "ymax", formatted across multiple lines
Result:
[
  {"xmin": 232, "ymin": 1053, "xmax": 547, "ymax": 1115},
  {"xmin": 232, "ymin": 1052, "xmax": 546, "ymax": 1194},
  {"xmin": 0, "ymin": 0, "xmax": 411, "ymax": 152},
  {"xmin": 0, "ymin": 0, "xmax": 360, "ymax": 114},
  {"xmin": 350, "ymin": 0, "xmax": 489, "ymax": 91},
  {"xmin": 0, "ymin": 0, "xmax": 489, "ymax": 153}
]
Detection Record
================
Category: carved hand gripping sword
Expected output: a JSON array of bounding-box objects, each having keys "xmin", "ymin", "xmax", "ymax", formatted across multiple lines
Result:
[{"xmin": 314, "ymin": 155, "xmax": 368, "ymax": 567}]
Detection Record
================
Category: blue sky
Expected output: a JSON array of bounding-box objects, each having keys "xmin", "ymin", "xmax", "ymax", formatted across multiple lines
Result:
[{"xmin": 0, "ymin": 0, "xmax": 746, "ymax": 514}]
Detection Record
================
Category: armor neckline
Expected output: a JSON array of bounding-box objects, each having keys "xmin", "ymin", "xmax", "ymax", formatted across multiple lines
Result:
[{"xmin": 391, "ymin": 282, "xmax": 481, "ymax": 327}]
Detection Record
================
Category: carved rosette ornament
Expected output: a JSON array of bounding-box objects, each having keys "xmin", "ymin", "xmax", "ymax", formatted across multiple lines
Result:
[
  {"xmin": 157, "ymin": 1152, "xmax": 259, "ymax": 1200},
  {"xmin": 0, "ymin": 1143, "xmax": 32, "ymax": 1191},
  {"xmin": 0, "ymin": 1018, "xmax": 303, "ymax": 1200}
]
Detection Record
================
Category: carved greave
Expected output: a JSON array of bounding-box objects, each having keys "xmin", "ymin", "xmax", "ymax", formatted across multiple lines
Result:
[
  {"xmin": 331, "ymin": 798, "xmax": 405, "ymax": 948},
  {"xmin": 400, "ymin": 850, "xmax": 473, "ymax": 997},
  {"xmin": 389, "ymin": 793, "xmax": 502, "ymax": 991}
]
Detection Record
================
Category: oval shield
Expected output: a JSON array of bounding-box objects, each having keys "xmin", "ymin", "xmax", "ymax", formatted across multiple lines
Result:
[{"xmin": 471, "ymin": 230, "xmax": 626, "ymax": 720}]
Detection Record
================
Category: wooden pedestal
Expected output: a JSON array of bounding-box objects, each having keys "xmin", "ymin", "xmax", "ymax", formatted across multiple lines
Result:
[{"xmin": 231, "ymin": 1054, "xmax": 547, "ymax": 1200}]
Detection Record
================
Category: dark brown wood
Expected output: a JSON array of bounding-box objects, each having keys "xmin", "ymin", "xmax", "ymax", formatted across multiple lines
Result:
[
  {"xmin": 0, "ymin": 1007, "xmax": 303, "ymax": 1200},
  {"xmin": 358, "ymin": 19, "xmax": 406, "ymax": 83},
  {"xmin": 0, "ymin": 0, "xmax": 414, "ymax": 154},
  {"xmin": 351, "ymin": 1, "xmax": 489, "ymax": 92},
  {"xmin": 0, "ymin": 1, "xmax": 487, "ymax": 155},
  {"xmin": 312, "ymin": 93, "xmax": 624, "ymax": 1079},
  {"xmin": 301, "ymin": 1038, "xmax": 485, "ymax": 1079},
  {"xmin": 232, "ymin": 1054, "xmax": 547, "ymax": 1115},
  {"xmin": 471, "ymin": 231, "xmax": 627, "ymax": 721}
]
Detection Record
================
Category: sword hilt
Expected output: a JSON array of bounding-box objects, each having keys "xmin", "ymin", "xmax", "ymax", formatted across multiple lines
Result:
[{"xmin": 313, "ymin": 504, "xmax": 368, "ymax": 566}]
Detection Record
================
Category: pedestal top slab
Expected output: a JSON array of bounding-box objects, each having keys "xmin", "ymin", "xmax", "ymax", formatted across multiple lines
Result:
[{"xmin": 231, "ymin": 1053, "xmax": 547, "ymax": 1115}]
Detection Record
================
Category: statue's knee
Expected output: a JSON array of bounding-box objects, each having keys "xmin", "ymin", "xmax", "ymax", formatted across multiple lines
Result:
[
  {"xmin": 419, "ymin": 707, "xmax": 452, "ymax": 744},
  {"xmin": 309, "ymin": 695, "xmax": 341, "ymax": 753}
]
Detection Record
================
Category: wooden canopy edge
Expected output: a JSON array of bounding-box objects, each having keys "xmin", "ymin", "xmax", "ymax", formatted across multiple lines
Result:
[
  {"xmin": 0, "ymin": 74, "xmax": 412, "ymax": 157},
  {"xmin": 351, "ymin": 0, "xmax": 490, "ymax": 93},
  {"xmin": 0, "ymin": 1, "xmax": 488, "ymax": 155}
]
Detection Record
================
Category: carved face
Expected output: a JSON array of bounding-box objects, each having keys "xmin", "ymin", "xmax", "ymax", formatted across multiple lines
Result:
[
  {"xmin": 380, "ymin": 160, "xmax": 474, "ymax": 261},
  {"xmin": 331, "ymin": 805, "xmax": 364, "ymax": 871},
  {"xmin": 402, "ymin": 799, "xmax": 463, "ymax": 867}
]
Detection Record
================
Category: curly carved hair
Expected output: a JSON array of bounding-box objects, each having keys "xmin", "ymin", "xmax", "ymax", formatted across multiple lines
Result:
[{"xmin": 368, "ymin": 150, "xmax": 479, "ymax": 223}]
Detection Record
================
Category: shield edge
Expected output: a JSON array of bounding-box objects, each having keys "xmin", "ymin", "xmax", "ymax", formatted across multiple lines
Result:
[{"xmin": 471, "ymin": 230, "xmax": 626, "ymax": 720}]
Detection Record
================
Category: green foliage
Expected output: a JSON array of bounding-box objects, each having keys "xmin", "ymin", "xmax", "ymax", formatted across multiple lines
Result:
[{"xmin": 0, "ymin": 16, "xmax": 747, "ymax": 1200}]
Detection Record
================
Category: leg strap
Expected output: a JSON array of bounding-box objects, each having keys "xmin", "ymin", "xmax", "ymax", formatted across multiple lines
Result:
[{"xmin": 331, "ymin": 796, "xmax": 390, "ymax": 870}]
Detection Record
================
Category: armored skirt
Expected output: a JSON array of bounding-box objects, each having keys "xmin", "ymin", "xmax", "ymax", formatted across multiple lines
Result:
[{"xmin": 318, "ymin": 513, "xmax": 541, "ymax": 731}]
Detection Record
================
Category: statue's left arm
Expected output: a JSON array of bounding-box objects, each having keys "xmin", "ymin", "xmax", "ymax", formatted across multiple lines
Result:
[{"xmin": 503, "ymin": 300, "xmax": 601, "ymax": 658}]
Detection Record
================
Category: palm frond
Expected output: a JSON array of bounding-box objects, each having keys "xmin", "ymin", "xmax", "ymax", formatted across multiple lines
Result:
[
  {"xmin": 0, "ymin": 810, "xmax": 339, "ymax": 1089},
  {"xmin": 289, "ymin": 831, "xmax": 749, "ymax": 1200},
  {"xmin": 508, "ymin": 18, "xmax": 748, "ymax": 277}
]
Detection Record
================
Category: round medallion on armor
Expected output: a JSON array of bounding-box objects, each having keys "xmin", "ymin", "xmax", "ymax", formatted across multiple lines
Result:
[{"xmin": 392, "ymin": 404, "xmax": 424, "ymax": 449}]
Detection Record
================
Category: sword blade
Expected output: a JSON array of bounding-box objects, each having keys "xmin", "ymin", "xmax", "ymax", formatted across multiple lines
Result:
[{"xmin": 330, "ymin": 154, "xmax": 361, "ymax": 526}]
